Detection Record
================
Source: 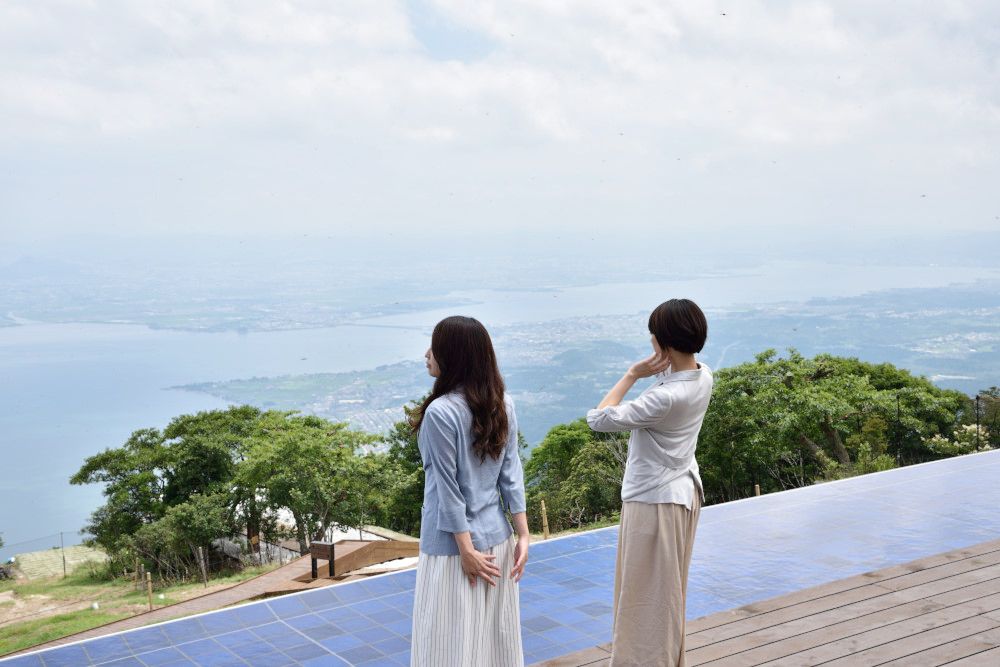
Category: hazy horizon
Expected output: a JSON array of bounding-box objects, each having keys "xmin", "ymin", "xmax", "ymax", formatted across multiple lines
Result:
[{"xmin": 2, "ymin": 1, "xmax": 998, "ymax": 255}]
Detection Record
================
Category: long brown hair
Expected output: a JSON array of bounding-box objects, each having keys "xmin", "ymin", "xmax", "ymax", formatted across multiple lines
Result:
[{"xmin": 412, "ymin": 316, "xmax": 509, "ymax": 462}]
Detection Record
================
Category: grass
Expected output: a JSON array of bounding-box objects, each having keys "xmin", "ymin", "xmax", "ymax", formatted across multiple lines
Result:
[
  {"xmin": 0, "ymin": 562, "xmax": 281, "ymax": 658},
  {"xmin": 0, "ymin": 609, "xmax": 134, "ymax": 655}
]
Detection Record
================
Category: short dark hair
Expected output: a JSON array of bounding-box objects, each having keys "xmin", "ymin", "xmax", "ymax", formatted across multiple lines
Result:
[{"xmin": 648, "ymin": 299, "xmax": 707, "ymax": 354}]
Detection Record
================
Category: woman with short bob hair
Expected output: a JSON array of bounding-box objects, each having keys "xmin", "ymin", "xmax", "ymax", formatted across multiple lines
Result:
[
  {"xmin": 410, "ymin": 315, "xmax": 529, "ymax": 667},
  {"xmin": 587, "ymin": 299, "xmax": 712, "ymax": 667}
]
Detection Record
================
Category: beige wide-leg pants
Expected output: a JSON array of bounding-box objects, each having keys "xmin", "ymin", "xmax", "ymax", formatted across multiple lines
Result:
[{"xmin": 610, "ymin": 495, "xmax": 701, "ymax": 667}]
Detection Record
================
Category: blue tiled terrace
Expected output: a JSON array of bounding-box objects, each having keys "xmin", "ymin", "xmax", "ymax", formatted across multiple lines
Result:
[{"xmin": 3, "ymin": 449, "xmax": 998, "ymax": 666}]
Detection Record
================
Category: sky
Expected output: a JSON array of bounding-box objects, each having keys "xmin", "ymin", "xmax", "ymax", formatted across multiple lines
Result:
[{"xmin": 1, "ymin": 0, "xmax": 998, "ymax": 253}]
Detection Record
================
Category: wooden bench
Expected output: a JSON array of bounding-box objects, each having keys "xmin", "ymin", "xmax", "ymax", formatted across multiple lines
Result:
[{"xmin": 309, "ymin": 541, "xmax": 335, "ymax": 579}]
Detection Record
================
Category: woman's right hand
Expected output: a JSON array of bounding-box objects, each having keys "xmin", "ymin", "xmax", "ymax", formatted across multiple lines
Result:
[
  {"xmin": 628, "ymin": 350, "xmax": 671, "ymax": 379},
  {"xmin": 460, "ymin": 548, "xmax": 501, "ymax": 587}
]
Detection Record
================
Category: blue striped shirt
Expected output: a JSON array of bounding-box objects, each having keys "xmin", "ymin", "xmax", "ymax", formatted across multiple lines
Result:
[{"xmin": 417, "ymin": 392, "xmax": 526, "ymax": 556}]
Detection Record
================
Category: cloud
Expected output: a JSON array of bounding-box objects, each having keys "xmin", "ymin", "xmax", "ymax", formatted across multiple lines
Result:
[{"xmin": 0, "ymin": 1, "xmax": 998, "ymax": 241}]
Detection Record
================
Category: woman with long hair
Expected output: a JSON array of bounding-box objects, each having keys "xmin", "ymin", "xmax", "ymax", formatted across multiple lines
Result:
[
  {"xmin": 410, "ymin": 316, "xmax": 529, "ymax": 667},
  {"xmin": 587, "ymin": 299, "xmax": 712, "ymax": 667}
]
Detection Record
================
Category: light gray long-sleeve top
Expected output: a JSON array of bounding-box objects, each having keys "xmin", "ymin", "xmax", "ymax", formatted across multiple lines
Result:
[
  {"xmin": 587, "ymin": 364, "xmax": 713, "ymax": 508},
  {"xmin": 417, "ymin": 391, "xmax": 526, "ymax": 556}
]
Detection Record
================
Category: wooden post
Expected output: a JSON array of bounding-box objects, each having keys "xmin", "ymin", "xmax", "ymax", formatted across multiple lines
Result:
[
  {"xmin": 146, "ymin": 572, "xmax": 153, "ymax": 611},
  {"xmin": 134, "ymin": 557, "xmax": 139, "ymax": 591},
  {"xmin": 138, "ymin": 564, "xmax": 144, "ymax": 592},
  {"xmin": 541, "ymin": 501, "xmax": 550, "ymax": 540},
  {"xmin": 754, "ymin": 484, "xmax": 760, "ymax": 497},
  {"xmin": 197, "ymin": 546, "xmax": 208, "ymax": 588}
]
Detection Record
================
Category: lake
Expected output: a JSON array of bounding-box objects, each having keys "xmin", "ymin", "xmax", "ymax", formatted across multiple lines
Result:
[{"xmin": 1, "ymin": 261, "xmax": 997, "ymax": 559}]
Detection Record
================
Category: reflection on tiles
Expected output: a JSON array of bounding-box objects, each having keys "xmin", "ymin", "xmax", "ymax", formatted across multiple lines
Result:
[{"xmin": 3, "ymin": 450, "xmax": 999, "ymax": 666}]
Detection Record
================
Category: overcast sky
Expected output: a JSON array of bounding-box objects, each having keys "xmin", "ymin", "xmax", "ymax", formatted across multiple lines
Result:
[{"xmin": 1, "ymin": 0, "xmax": 998, "ymax": 251}]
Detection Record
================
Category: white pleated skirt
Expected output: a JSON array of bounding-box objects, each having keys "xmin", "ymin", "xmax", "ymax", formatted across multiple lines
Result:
[{"xmin": 411, "ymin": 535, "xmax": 524, "ymax": 667}]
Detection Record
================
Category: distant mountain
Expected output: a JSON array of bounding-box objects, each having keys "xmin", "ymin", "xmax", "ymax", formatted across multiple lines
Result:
[{"xmin": 0, "ymin": 256, "xmax": 88, "ymax": 281}]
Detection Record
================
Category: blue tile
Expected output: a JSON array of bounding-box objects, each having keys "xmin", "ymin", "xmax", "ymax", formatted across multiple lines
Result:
[
  {"xmin": 549, "ymin": 608, "xmax": 592, "ymax": 625},
  {"xmin": 530, "ymin": 643, "xmax": 573, "ymax": 661},
  {"xmin": 298, "ymin": 587, "xmax": 340, "ymax": 609},
  {"xmin": 30, "ymin": 644, "xmax": 89, "ymax": 667},
  {"xmin": 122, "ymin": 627, "xmax": 171, "ymax": 652},
  {"xmin": 250, "ymin": 621, "xmax": 291, "ymax": 639},
  {"xmin": 303, "ymin": 655, "xmax": 349, "ymax": 667},
  {"xmin": 521, "ymin": 615, "xmax": 561, "ymax": 633},
  {"xmin": 335, "ymin": 644, "xmax": 384, "ymax": 664},
  {"xmin": 318, "ymin": 606, "xmax": 360, "ymax": 623},
  {"xmin": 319, "ymin": 633, "xmax": 364, "ymax": 653},
  {"xmin": 243, "ymin": 652, "xmax": 295, "ymax": 667},
  {"xmin": 521, "ymin": 633, "xmax": 557, "ymax": 653},
  {"xmin": 284, "ymin": 613, "xmax": 329, "ymax": 631},
  {"xmin": 162, "ymin": 619, "xmax": 207, "ymax": 642},
  {"xmin": 266, "ymin": 632, "xmax": 310, "ymax": 651},
  {"xmin": 197, "ymin": 611, "xmax": 241, "ymax": 633},
  {"xmin": 382, "ymin": 619, "xmax": 413, "ymax": 637},
  {"xmin": 0, "ymin": 656, "xmax": 44, "ymax": 667},
  {"xmin": 229, "ymin": 639, "xmax": 275, "ymax": 660},
  {"xmin": 302, "ymin": 623, "xmax": 345, "ymax": 641},
  {"xmin": 137, "ymin": 647, "xmax": 186, "ymax": 666},
  {"xmin": 178, "ymin": 638, "xmax": 223, "ymax": 657},
  {"xmin": 101, "ymin": 658, "xmax": 146, "ymax": 667},
  {"xmin": 571, "ymin": 616, "xmax": 613, "ymax": 637},
  {"xmin": 367, "ymin": 608, "xmax": 408, "ymax": 625},
  {"xmin": 539, "ymin": 624, "xmax": 588, "ymax": 644},
  {"xmin": 189, "ymin": 650, "xmax": 241, "ymax": 667},
  {"xmin": 83, "ymin": 635, "xmax": 131, "ymax": 661},
  {"xmin": 284, "ymin": 643, "xmax": 331, "ymax": 662},
  {"xmin": 337, "ymin": 615, "xmax": 378, "ymax": 632},
  {"xmin": 356, "ymin": 657, "xmax": 404, "ymax": 667},
  {"xmin": 214, "ymin": 630, "xmax": 258, "ymax": 649},
  {"xmin": 370, "ymin": 634, "xmax": 410, "ymax": 657},
  {"xmin": 267, "ymin": 595, "xmax": 309, "ymax": 618},
  {"xmin": 352, "ymin": 626, "xmax": 394, "ymax": 644},
  {"xmin": 351, "ymin": 599, "xmax": 391, "ymax": 615},
  {"xmin": 575, "ymin": 601, "xmax": 612, "ymax": 617},
  {"xmin": 232, "ymin": 603, "xmax": 278, "ymax": 628}
]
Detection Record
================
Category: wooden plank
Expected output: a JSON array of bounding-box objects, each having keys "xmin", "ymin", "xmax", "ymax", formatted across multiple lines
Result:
[
  {"xmin": 685, "ymin": 539, "xmax": 1000, "ymax": 636},
  {"xmin": 755, "ymin": 608, "xmax": 1000, "ymax": 666},
  {"xmin": 689, "ymin": 590, "xmax": 1000, "ymax": 665},
  {"xmin": 687, "ymin": 560, "xmax": 1000, "ymax": 649},
  {"xmin": 686, "ymin": 599, "xmax": 945, "ymax": 665},
  {"xmin": 817, "ymin": 616, "xmax": 1000, "ymax": 667},
  {"xmin": 533, "ymin": 645, "xmax": 610, "ymax": 666},
  {"xmin": 877, "ymin": 627, "xmax": 1000, "ymax": 666},
  {"xmin": 944, "ymin": 645, "xmax": 1000, "ymax": 666}
]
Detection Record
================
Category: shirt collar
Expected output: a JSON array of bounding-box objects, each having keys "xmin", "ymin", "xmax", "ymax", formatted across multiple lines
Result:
[{"xmin": 656, "ymin": 363, "xmax": 706, "ymax": 383}]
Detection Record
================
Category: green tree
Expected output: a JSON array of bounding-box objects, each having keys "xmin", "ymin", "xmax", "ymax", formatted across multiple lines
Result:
[
  {"xmin": 373, "ymin": 400, "xmax": 425, "ymax": 536},
  {"xmin": 524, "ymin": 419, "xmax": 626, "ymax": 531},
  {"xmin": 71, "ymin": 427, "xmax": 169, "ymax": 564},
  {"xmin": 698, "ymin": 349, "xmax": 963, "ymax": 501},
  {"xmin": 239, "ymin": 413, "xmax": 375, "ymax": 554}
]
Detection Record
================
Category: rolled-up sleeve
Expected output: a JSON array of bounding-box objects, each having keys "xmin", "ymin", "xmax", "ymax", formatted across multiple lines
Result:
[
  {"xmin": 419, "ymin": 405, "xmax": 471, "ymax": 534},
  {"xmin": 497, "ymin": 403, "xmax": 527, "ymax": 514},
  {"xmin": 587, "ymin": 387, "xmax": 673, "ymax": 432}
]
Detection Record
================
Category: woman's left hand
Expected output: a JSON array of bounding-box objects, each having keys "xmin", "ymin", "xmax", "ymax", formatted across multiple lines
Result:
[{"xmin": 510, "ymin": 535, "xmax": 529, "ymax": 583}]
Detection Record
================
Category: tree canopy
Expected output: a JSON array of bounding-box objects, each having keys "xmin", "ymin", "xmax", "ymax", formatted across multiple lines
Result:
[{"xmin": 71, "ymin": 407, "xmax": 384, "ymax": 577}]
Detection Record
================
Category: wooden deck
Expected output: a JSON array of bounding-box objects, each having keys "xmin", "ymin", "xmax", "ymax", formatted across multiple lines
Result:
[{"xmin": 536, "ymin": 538, "xmax": 1000, "ymax": 666}]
